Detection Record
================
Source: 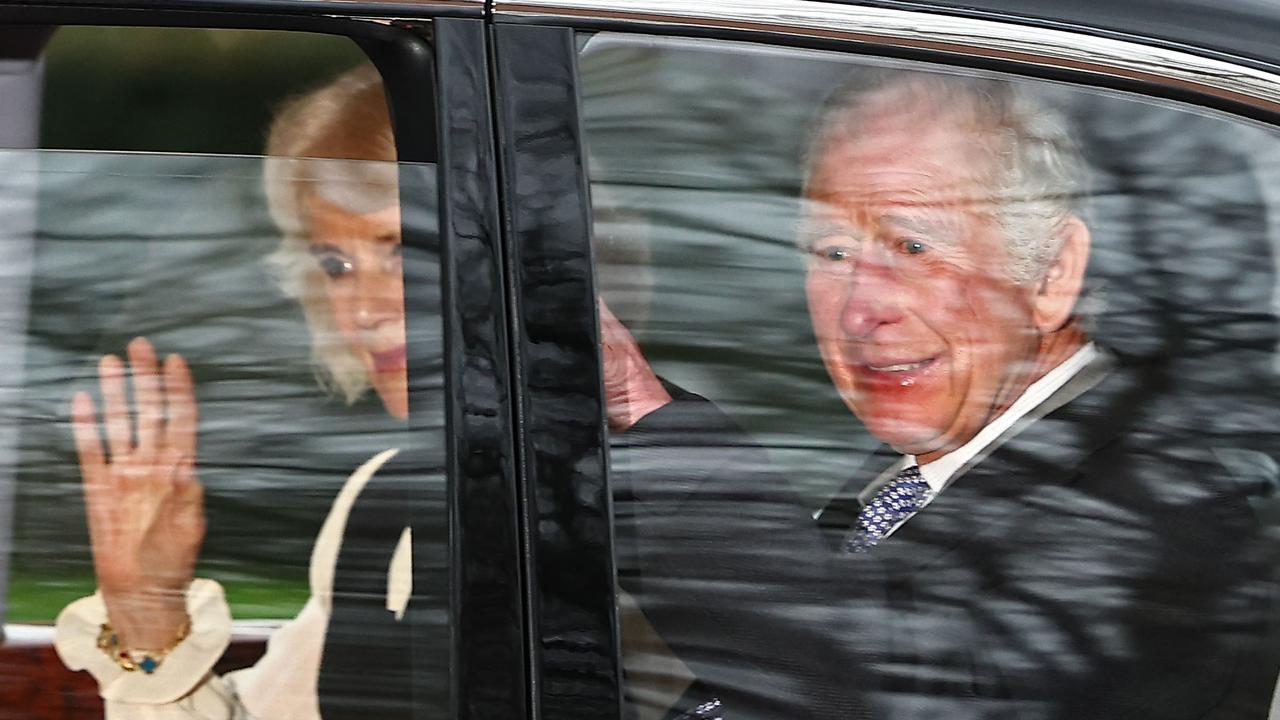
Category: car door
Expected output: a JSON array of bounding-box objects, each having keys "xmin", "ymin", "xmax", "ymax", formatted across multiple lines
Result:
[
  {"xmin": 0, "ymin": 4, "xmax": 526, "ymax": 719},
  {"xmin": 492, "ymin": 2, "xmax": 1280, "ymax": 719}
]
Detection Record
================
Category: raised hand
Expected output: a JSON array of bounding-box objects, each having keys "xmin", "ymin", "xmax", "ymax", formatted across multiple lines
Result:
[
  {"xmin": 599, "ymin": 298, "xmax": 672, "ymax": 432},
  {"xmin": 70, "ymin": 337, "xmax": 204, "ymax": 650}
]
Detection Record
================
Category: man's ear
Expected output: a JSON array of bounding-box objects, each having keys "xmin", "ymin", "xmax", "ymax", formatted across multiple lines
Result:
[{"xmin": 1032, "ymin": 215, "xmax": 1090, "ymax": 333}]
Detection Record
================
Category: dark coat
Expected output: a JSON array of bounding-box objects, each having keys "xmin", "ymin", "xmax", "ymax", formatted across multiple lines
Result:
[
  {"xmin": 617, "ymin": 357, "xmax": 1276, "ymax": 720},
  {"xmin": 318, "ymin": 448, "xmax": 449, "ymax": 720}
]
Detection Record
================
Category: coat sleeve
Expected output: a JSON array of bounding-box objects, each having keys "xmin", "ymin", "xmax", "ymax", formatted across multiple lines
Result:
[{"xmin": 615, "ymin": 390, "xmax": 862, "ymax": 720}]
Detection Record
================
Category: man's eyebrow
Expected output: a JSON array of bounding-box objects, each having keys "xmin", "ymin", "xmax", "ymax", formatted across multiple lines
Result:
[
  {"xmin": 879, "ymin": 210, "xmax": 961, "ymax": 243},
  {"xmin": 796, "ymin": 218, "xmax": 864, "ymax": 243}
]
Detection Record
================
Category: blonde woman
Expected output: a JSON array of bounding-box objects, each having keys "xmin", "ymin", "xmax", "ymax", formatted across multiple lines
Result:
[{"xmin": 53, "ymin": 64, "xmax": 427, "ymax": 720}]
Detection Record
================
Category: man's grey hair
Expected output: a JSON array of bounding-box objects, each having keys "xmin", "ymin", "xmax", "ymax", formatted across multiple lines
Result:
[{"xmin": 805, "ymin": 69, "xmax": 1088, "ymax": 284}]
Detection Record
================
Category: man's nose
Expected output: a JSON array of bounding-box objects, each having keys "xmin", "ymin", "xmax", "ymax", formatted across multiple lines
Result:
[{"xmin": 840, "ymin": 246, "xmax": 901, "ymax": 338}]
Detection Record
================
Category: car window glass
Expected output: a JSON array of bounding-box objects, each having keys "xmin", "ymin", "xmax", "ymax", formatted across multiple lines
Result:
[
  {"xmin": 0, "ymin": 26, "xmax": 447, "ymax": 715},
  {"xmin": 580, "ymin": 31, "xmax": 1280, "ymax": 719}
]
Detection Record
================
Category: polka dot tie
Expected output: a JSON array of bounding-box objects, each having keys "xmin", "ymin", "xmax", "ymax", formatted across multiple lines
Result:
[{"xmin": 846, "ymin": 465, "xmax": 931, "ymax": 554}]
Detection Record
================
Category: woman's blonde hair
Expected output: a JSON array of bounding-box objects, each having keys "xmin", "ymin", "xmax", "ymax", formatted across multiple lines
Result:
[{"xmin": 262, "ymin": 63, "xmax": 398, "ymax": 403}]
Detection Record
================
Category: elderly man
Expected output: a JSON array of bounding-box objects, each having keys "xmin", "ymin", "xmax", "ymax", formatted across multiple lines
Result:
[{"xmin": 605, "ymin": 70, "xmax": 1270, "ymax": 720}]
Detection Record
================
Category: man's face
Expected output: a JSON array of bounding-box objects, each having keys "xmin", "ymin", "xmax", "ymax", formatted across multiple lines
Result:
[{"xmin": 803, "ymin": 108, "xmax": 1043, "ymax": 463}]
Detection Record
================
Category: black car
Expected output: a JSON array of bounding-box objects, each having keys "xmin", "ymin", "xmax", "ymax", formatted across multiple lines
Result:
[{"xmin": 1, "ymin": 1, "xmax": 1279, "ymax": 718}]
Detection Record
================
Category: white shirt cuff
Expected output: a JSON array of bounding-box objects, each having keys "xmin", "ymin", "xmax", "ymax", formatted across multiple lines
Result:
[{"xmin": 54, "ymin": 579, "xmax": 233, "ymax": 704}]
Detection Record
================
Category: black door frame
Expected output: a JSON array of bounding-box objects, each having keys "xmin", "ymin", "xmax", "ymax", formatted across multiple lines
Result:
[
  {"xmin": 490, "ymin": 20, "xmax": 623, "ymax": 720},
  {"xmin": 0, "ymin": 5, "xmax": 529, "ymax": 718}
]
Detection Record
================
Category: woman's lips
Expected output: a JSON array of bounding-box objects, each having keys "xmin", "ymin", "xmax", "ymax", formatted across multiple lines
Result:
[{"xmin": 370, "ymin": 345, "xmax": 407, "ymax": 373}]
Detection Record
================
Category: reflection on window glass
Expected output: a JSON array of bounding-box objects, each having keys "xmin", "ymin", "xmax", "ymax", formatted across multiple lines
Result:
[
  {"xmin": 0, "ymin": 31, "xmax": 448, "ymax": 718},
  {"xmin": 583, "ymin": 32, "xmax": 1280, "ymax": 720}
]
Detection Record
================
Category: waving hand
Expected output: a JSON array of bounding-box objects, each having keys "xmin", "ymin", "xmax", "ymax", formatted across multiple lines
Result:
[{"xmin": 70, "ymin": 337, "xmax": 204, "ymax": 650}]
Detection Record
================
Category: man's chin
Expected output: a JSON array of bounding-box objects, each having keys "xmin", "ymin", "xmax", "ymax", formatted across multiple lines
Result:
[{"xmin": 855, "ymin": 413, "xmax": 947, "ymax": 457}]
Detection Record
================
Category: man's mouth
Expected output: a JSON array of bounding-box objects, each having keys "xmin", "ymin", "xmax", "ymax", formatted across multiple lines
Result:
[
  {"xmin": 865, "ymin": 359, "xmax": 933, "ymax": 372},
  {"xmin": 850, "ymin": 356, "xmax": 940, "ymax": 390},
  {"xmin": 371, "ymin": 345, "xmax": 407, "ymax": 372},
  {"xmin": 860, "ymin": 356, "xmax": 938, "ymax": 373}
]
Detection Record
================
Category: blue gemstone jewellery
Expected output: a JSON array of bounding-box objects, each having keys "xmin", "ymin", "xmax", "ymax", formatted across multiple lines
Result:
[{"xmin": 96, "ymin": 616, "xmax": 191, "ymax": 674}]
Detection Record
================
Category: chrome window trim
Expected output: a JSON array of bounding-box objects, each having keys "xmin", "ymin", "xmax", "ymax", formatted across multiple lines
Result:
[
  {"xmin": 317, "ymin": 0, "xmax": 482, "ymax": 14},
  {"xmin": 493, "ymin": 0, "xmax": 1280, "ymax": 115},
  {"xmin": 309, "ymin": 0, "xmax": 483, "ymax": 5}
]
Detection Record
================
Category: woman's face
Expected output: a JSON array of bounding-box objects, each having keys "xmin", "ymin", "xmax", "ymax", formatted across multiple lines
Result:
[{"xmin": 306, "ymin": 194, "xmax": 409, "ymax": 419}]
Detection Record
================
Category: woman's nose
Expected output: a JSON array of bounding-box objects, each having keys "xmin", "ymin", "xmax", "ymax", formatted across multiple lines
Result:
[{"xmin": 352, "ymin": 260, "xmax": 403, "ymax": 327}]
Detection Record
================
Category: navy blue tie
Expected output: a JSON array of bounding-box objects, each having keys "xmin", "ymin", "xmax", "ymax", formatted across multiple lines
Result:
[{"xmin": 846, "ymin": 465, "xmax": 931, "ymax": 553}]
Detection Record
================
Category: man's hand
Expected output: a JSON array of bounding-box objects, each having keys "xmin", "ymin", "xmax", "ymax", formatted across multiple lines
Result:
[
  {"xmin": 70, "ymin": 337, "xmax": 205, "ymax": 650},
  {"xmin": 599, "ymin": 299, "xmax": 672, "ymax": 432}
]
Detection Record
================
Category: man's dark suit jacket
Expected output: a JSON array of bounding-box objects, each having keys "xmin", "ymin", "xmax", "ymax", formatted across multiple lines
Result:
[{"xmin": 613, "ymin": 355, "xmax": 1276, "ymax": 720}]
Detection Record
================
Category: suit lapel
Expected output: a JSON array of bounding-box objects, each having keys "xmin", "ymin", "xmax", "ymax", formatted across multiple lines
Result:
[
  {"xmin": 823, "ymin": 351, "xmax": 1138, "ymax": 575},
  {"xmin": 947, "ymin": 352, "xmax": 1117, "ymax": 484}
]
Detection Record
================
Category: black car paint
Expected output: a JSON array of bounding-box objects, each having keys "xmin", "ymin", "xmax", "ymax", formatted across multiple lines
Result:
[
  {"xmin": 435, "ymin": 17, "xmax": 528, "ymax": 720},
  {"xmin": 493, "ymin": 21, "xmax": 622, "ymax": 720}
]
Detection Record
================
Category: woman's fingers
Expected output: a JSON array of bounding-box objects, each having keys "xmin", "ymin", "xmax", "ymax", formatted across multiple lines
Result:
[
  {"xmin": 71, "ymin": 391, "xmax": 116, "ymax": 559},
  {"xmin": 98, "ymin": 354, "xmax": 132, "ymax": 463},
  {"xmin": 71, "ymin": 391, "xmax": 108, "ymax": 511},
  {"xmin": 86, "ymin": 342, "xmax": 198, "ymax": 465},
  {"xmin": 163, "ymin": 353, "xmax": 197, "ymax": 459},
  {"xmin": 70, "ymin": 392, "xmax": 105, "ymax": 479},
  {"xmin": 128, "ymin": 337, "xmax": 163, "ymax": 454}
]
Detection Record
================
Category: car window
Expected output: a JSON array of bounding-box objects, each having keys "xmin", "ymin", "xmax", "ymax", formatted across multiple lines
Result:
[
  {"xmin": 0, "ymin": 24, "xmax": 448, "ymax": 715},
  {"xmin": 581, "ymin": 31, "xmax": 1280, "ymax": 719}
]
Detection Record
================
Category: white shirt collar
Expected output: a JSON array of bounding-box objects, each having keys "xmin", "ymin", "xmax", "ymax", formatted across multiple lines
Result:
[{"xmin": 906, "ymin": 342, "xmax": 1100, "ymax": 493}]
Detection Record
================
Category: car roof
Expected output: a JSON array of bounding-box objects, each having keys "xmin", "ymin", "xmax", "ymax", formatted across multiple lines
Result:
[
  {"xmin": 849, "ymin": 0, "xmax": 1280, "ymax": 72},
  {"xmin": 8, "ymin": 0, "xmax": 1280, "ymax": 75}
]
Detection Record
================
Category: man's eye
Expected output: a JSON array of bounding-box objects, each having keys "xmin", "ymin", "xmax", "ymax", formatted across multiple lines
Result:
[
  {"xmin": 318, "ymin": 256, "xmax": 354, "ymax": 278},
  {"xmin": 899, "ymin": 239, "xmax": 929, "ymax": 255}
]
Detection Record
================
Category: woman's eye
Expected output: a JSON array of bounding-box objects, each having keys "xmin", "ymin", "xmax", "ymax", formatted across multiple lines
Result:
[
  {"xmin": 817, "ymin": 245, "xmax": 853, "ymax": 263},
  {"xmin": 899, "ymin": 239, "xmax": 929, "ymax": 255},
  {"xmin": 318, "ymin": 255, "xmax": 354, "ymax": 278}
]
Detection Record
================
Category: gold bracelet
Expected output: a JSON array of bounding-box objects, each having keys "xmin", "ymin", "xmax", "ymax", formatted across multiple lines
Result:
[{"xmin": 96, "ymin": 617, "xmax": 192, "ymax": 675}]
